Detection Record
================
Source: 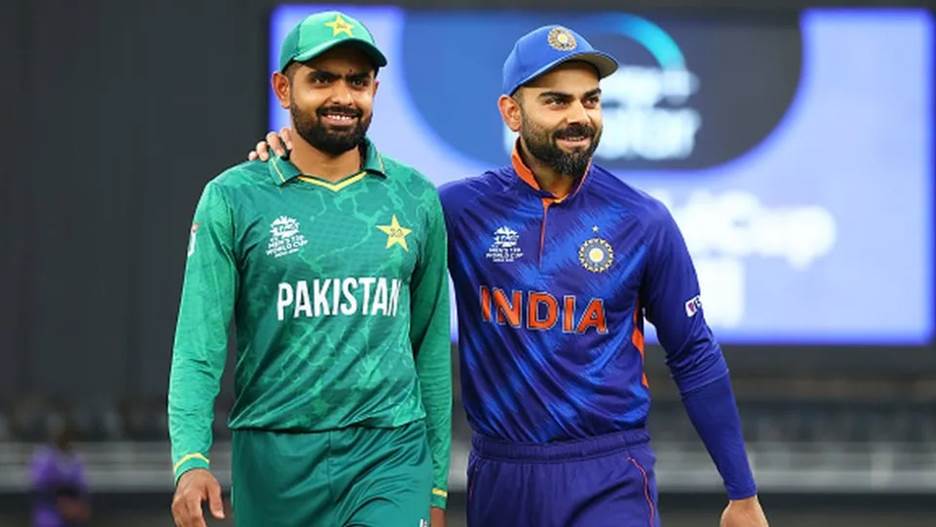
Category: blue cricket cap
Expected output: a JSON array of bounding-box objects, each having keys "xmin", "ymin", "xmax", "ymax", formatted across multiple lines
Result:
[{"xmin": 502, "ymin": 25, "xmax": 618, "ymax": 95}]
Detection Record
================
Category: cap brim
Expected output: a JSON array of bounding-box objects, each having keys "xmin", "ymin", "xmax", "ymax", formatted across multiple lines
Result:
[
  {"xmin": 510, "ymin": 50, "xmax": 619, "ymax": 94},
  {"xmin": 285, "ymin": 38, "xmax": 388, "ymax": 72}
]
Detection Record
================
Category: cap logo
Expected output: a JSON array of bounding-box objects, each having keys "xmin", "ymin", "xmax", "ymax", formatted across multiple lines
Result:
[
  {"xmin": 325, "ymin": 13, "xmax": 354, "ymax": 37},
  {"xmin": 547, "ymin": 27, "xmax": 577, "ymax": 51}
]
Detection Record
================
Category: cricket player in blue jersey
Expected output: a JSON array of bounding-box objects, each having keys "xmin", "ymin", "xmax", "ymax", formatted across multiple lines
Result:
[{"xmin": 254, "ymin": 22, "xmax": 768, "ymax": 527}]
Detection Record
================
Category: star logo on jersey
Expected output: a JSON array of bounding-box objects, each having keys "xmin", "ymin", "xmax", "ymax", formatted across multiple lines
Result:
[
  {"xmin": 377, "ymin": 215, "xmax": 412, "ymax": 252},
  {"xmin": 266, "ymin": 216, "xmax": 308, "ymax": 258},
  {"xmin": 579, "ymin": 237, "xmax": 614, "ymax": 273},
  {"xmin": 324, "ymin": 13, "xmax": 354, "ymax": 37}
]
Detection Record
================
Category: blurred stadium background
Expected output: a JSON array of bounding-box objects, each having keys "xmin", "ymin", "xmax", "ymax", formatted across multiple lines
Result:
[{"xmin": 1, "ymin": 0, "xmax": 934, "ymax": 525}]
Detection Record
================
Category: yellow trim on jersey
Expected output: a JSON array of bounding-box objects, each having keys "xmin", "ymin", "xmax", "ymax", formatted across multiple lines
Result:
[
  {"xmin": 173, "ymin": 452, "xmax": 210, "ymax": 473},
  {"xmin": 298, "ymin": 172, "xmax": 367, "ymax": 192},
  {"xmin": 271, "ymin": 157, "xmax": 288, "ymax": 183},
  {"xmin": 432, "ymin": 488, "xmax": 448, "ymax": 498}
]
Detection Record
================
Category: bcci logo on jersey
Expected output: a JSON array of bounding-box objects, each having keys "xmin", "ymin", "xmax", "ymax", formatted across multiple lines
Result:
[
  {"xmin": 486, "ymin": 226, "xmax": 524, "ymax": 263},
  {"xmin": 578, "ymin": 237, "xmax": 614, "ymax": 273},
  {"xmin": 266, "ymin": 216, "xmax": 308, "ymax": 258}
]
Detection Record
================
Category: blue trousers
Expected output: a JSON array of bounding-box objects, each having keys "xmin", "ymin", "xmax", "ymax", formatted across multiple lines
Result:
[{"xmin": 467, "ymin": 429, "xmax": 660, "ymax": 527}]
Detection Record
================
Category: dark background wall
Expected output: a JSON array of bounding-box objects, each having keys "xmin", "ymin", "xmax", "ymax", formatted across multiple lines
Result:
[{"xmin": 1, "ymin": 0, "xmax": 933, "ymax": 407}]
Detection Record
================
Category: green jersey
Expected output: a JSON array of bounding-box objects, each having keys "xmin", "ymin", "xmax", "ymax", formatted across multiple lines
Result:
[{"xmin": 168, "ymin": 140, "xmax": 452, "ymax": 508}]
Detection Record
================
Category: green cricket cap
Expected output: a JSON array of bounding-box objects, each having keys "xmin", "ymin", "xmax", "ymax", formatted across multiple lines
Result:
[{"xmin": 278, "ymin": 11, "xmax": 388, "ymax": 73}]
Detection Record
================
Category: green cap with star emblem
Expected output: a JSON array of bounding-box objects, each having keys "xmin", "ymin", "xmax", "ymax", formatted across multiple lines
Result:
[{"xmin": 278, "ymin": 11, "xmax": 388, "ymax": 73}]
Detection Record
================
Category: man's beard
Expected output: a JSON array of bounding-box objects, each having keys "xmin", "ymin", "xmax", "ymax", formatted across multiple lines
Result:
[
  {"xmin": 520, "ymin": 113, "xmax": 600, "ymax": 178},
  {"xmin": 290, "ymin": 100, "xmax": 371, "ymax": 156}
]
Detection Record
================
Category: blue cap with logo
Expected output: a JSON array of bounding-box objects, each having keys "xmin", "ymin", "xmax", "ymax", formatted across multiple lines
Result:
[{"xmin": 502, "ymin": 25, "xmax": 619, "ymax": 95}]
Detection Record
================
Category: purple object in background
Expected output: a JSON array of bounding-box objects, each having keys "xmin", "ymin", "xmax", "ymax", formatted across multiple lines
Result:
[{"xmin": 30, "ymin": 446, "xmax": 88, "ymax": 527}]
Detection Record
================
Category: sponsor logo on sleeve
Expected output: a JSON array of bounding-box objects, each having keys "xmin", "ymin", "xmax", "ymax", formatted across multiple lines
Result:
[{"xmin": 685, "ymin": 295, "xmax": 703, "ymax": 317}]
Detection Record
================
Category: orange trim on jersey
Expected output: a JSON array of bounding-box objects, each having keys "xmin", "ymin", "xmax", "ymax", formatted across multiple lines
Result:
[
  {"xmin": 512, "ymin": 145, "xmax": 542, "ymax": 191},
  {"xmin": 510, "ymin": 141, "xmax": 591, "ymax": 200},
  {"xmin": 538, "ymin": 198, "xmax": 553, "ymax": 264},
  {"xmin": 512, "ymin": 141, "xmax": 590, "ymax": 266},
  {"xmin": 632, "ymin": 301, "xmax": 649, "ymax": 388},
  {"xmin": 628, "ymin": 455, "xmax": 657, "ymax": 527}
]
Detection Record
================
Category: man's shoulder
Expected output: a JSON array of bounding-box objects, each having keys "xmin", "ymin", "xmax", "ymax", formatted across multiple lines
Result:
[
  {"xmin": 208, "ymin": 159, "xmax": 272, "ymax": 191},
  {"xmin": 380, "ymin": 155, "xmax": 436, "ymax": 191},
  {"xmin": 588, "ymin": 165, "xmax": 672, "ymax": 225},
  {"xmin": 438, "ymin": 167, "xmax": 511, "ymax": 216}
]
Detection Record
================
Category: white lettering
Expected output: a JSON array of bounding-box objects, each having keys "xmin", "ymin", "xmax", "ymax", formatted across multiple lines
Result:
[
  {"xmin": 276, "ymin": 277, "xmax": 402, "ymax": 321},
  {"xmin": 293, "ymin": 280, "xmax": 312, "ymax": 318},
  {"xmin": 389, "ymin": 279, "xmax": 401, "ymax": 316},
  {"xmin": 372, "ymin": 278, "xmax": 389, "ymax": 316},
  {"xmin": 276, "ymin": 283, "xmax": 294, "ymax": 321},
  {"xmin": 359, "ymin": 277, "xmax": 376, "ymax": 314},
  {"xmin": 331, "ymin": 278, "xmax": 341, "ymax": 317},
  {"xmin": 314, "ymin": 279, "xmax": 331, "ymax": 316},
  {"xmin": 654, "ymin": 190, "xmax": 837, "ymax": 269},
  {"xmin": 340, "ymin": 278, "xmax": 358, "ymax": 315}
]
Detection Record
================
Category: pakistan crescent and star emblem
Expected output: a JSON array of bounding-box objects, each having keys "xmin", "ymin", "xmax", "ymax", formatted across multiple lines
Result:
[
  {"xmin": 377, "ymin": 215, "xmax": 412, "ymax": 252},
  {"xmin": 325, "ymin": 14, "xmax": 354, "ymax": 37}
]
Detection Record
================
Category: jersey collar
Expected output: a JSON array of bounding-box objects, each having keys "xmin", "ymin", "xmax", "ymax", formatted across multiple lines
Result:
[{"xmin": 267, "ymin": 137, "xmax": 388, "ymax": 186}]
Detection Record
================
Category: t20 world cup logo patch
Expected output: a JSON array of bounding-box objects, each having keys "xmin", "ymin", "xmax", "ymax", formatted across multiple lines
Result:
[
  {"xmin": 486, "ymin": 226, "xmax": 524, "ymax": 263},
  {"xmin": 266, "ymin": 216, "xmax": 308, "ymax": 258}
]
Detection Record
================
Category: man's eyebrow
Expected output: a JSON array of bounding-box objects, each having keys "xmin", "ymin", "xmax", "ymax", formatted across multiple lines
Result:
[
  {"xmin": 307, "ymin": 70, "xmax": 340, "ymax": 80},
  {"xmin": 307, "ymin": 70, "xmax": 372, "ymax": 81},
  {"xmin": 537, "ymin": 91, "xmax": 574, "ymax": 100},
  {"xmin": 584, "ymin": 88, "xmax": 602, "ymax": 98}
]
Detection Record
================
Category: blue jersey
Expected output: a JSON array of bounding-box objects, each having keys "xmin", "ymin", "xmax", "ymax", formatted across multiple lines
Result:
[{"xmin": 440, "ymin": 148, "xmax": 728, "ymax": 443}]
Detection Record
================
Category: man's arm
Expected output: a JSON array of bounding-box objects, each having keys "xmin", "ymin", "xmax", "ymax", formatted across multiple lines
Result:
[
  {"xmin": 409, "ymin": 189, "xmax": 453, "ymax": 515},
  {"xmin": 168, "ymin": 182, "xmax": 236, "ymax": 525},
  {"xmin": 640, "ymin": 203, "xmax": 766, "ymax": 526}
]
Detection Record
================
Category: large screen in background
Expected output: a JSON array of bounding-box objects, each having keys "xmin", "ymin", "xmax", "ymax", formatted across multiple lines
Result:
[{"xmin": 270, "ymin": 6, "xmax": 934, "ymax": 345}]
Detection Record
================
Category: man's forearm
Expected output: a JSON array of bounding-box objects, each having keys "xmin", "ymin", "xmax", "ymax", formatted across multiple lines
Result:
[{"xmin": 682, "ymin": 372, "xmax": 757, "ymax": 499}]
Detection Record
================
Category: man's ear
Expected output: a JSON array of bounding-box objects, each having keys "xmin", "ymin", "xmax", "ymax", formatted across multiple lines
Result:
[
  {"xmin": 497, "ymin": 94, "xmax": 523, "ymax": 133},
  {"xmin": 272, "ymin": 72, "xmax": 291, "ymax": 110}
]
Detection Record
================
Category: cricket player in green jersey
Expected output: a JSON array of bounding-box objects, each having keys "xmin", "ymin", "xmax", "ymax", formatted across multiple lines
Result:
[{"xmin": 169, "ymin": 11, "xmax": 451, "ymax": 527}]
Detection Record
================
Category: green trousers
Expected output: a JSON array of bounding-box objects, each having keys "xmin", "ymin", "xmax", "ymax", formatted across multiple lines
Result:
[{"xmin": 231, "ymin": 421, "xmax": 431, "ymax": 526}]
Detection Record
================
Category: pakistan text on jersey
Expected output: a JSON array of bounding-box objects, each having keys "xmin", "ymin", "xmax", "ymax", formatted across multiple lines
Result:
[
  {"xmin": 479, "ymin": 286, "xmax": 608, "ymax": 334},
  {"xmin": 277, "ymin": 278, "xmax": 403, "ymax": 321}
]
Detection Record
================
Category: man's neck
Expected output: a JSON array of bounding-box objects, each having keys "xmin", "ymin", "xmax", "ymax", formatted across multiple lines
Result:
[
  {"xmin": 518, "ymin": 140, "xmax": 577, "ymax": 199},
  {"xmin": 290, "ymin": 134, "xmax": 362, "ymax": 182}
]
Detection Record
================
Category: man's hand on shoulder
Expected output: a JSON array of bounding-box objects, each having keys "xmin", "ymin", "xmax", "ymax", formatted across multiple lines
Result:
[
  {"xmin": 171, "ymin": 468, "xmax": 224, "ymax": 527},
  {"xmin": 248, "ymin": 128, "xmax": 294, "ymax": 162},
  {"xmin": 721, "ymin": 495, "xmax": 768, "ymax": 527}
]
